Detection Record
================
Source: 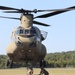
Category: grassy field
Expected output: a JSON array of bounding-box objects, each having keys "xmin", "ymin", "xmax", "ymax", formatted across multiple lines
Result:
[{"xmin": 0, "ymin": 68, "xmax": 75, "ymax": 75}]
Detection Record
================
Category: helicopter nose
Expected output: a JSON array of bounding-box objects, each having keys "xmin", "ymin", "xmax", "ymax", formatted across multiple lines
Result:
[{"xmin": 15, "ymin": 35, "xmax": 37, "ymax": 46}]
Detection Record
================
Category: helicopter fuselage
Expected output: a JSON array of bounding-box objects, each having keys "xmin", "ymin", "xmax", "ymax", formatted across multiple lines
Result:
[
  {"xmin": 6, "ymin": 26, "xmax": 46, "ymax": 62},
  {"xmin": 6, "ymin": 14, "xmax": 47, "ymax": 62}
]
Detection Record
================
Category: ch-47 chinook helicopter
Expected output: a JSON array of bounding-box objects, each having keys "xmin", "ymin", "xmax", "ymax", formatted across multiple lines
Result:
[{"xmin": 0, "ymin": 5, "xmax": 75, "ymax": 68}]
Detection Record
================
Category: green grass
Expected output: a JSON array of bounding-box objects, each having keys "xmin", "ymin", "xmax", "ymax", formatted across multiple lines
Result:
[{"xmin": 0, "ymin": 68, "xmax": 75, "ymax": 75}]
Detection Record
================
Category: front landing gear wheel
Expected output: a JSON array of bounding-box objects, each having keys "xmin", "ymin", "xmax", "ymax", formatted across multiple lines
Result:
[
  {"xmin": 40, "ymin": 60, "xmax": 46, "ymax": 68},
  {"xmin": 6, "ymin": 59, "xmax": 13, "ymax": 68}
]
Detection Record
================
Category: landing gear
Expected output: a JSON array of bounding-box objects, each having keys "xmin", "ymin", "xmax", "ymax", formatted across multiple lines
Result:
[
  {"xmin": 40, "ymin": 60, "xmax": 46, "ymax": 68},
  {"xmin": 6, "ymin": 59, "xmax": 13, "ymax": 68},
  {"xmin": 39, "ymin": 60, "xmax": 49, "ymax": 75},
  {"xmin": 39, "ymin": 67, "xmax": 49, "ymax": 75},
  {"xmin": 26, "ymin": 61, "xmax": 28, "ymax": 69}
]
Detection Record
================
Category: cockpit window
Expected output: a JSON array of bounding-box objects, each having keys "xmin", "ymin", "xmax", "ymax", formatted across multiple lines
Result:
[
  {"xmin": 15, "ymin": 28, "xmax": 36, "ymax": 35},
  {"xmin": 25, "ymin": 30, "xmax": 30, "ymax": 34},
  {"xmin": 19, "ymin": 29, "xmax": 23, "ymax": 34},
  {"xmin": 15, "ymin": 29, "xmax": 23, "ymax": 34},
  {"xmin": 30, "ymin": 30, "xmax": 36, "ymax": 35}
]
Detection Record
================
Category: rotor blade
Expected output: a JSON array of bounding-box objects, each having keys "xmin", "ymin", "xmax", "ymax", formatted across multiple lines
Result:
[
  {"xmin": 33, "ymin": 20, "xmax": 50, "ymax": 26},
  {"xmin": 34, "ymin": 6, "xmax": 75, "ymax": 18},
  {"xmin": 36, "ymin": 6, "xmax": 75, "ymax": 12},
  {"xmin": 0, "ymin": 5, "xmax": 19, "ymax": 10},
  {"xmin": 4, "ymin": 11, "xmax": 21, "ymax": 13},
  {"xmin": 0, "ymin": 16, "xmax": 50, "ymax": 26},
  {"xmin": 0, "ymin": 16, "xmax": 20, "ymax": 20},
  {"xmin": 3, "ymin": 9, "xmax": 31, "ymax": 13}
]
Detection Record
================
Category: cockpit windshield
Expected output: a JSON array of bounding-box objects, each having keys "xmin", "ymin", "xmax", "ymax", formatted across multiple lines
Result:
[{"xmin": 15, "ymin": 27, "xmax": 36, "ymax": 35}]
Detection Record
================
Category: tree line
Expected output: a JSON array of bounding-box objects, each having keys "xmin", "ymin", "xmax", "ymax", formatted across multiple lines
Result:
[
  {"xmin": 0, "ymin": 50, "xmax": 75, "ymax": 68},
  {"xmin": 45, "ymin": 50, "xmax": 75, "ymax": 68}
]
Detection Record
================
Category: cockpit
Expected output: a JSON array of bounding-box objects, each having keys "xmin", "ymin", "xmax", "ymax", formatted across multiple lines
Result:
[
  {"xmin": 14, "ymin": 26, "xmax": 47, "ymax": 41},
  {"xmin": 15, "ymin": 26, "xmax": 36, "ymax": 35}
]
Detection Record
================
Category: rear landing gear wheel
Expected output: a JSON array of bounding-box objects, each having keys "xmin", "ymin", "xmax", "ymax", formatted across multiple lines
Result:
[
  {"xmin": 6, "ymin": 59, "xmax": 13, "ymax": 68},
  {"xmin": 40, "ymin": 60, "xmax": 46, "ymax": 68}
]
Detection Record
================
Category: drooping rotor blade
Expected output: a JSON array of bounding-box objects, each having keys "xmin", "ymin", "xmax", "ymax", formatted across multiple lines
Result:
[
  {"xmin": 0, "ymin": 5, "xmax": 19, "ymax": 10},
  {"xmin": 33, "ymin": 20, "xmax": 50, "ymax": 26},
  {"xmin": 0, "ymin": 16, "xmax": 50, "ymax": 26},
  {"xmin": 34, "ymin": 6, "xmax": 75, "ymax": 18},
  {"xmin": 0, "ymin": 16, "xmax": 20, "ymax": 20}
]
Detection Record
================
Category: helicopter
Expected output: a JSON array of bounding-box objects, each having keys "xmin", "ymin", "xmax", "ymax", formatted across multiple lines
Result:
[{"xmin": 0, "ymin": 5, "xmax": 75, "ymax": 68}]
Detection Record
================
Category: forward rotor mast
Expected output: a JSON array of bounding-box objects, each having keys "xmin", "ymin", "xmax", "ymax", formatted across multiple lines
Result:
[{"xmin": 20, "ymin": 14, "xmax": 33, "ymax": 28}]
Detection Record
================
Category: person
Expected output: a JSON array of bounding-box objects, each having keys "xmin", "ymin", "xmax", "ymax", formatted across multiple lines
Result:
[
  {"xmin": 27, "ymin": 67, "xmax": 33, "ymax": 75},
  {"xmin": 39, "ymin": 67, "xmax": 49, "ymax": 75}
]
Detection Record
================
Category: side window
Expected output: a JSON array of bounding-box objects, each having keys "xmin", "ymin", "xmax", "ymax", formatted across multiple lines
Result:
[{"xmin": 15, "ymin": 30, "xmax": 19, "ymax": 34}]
